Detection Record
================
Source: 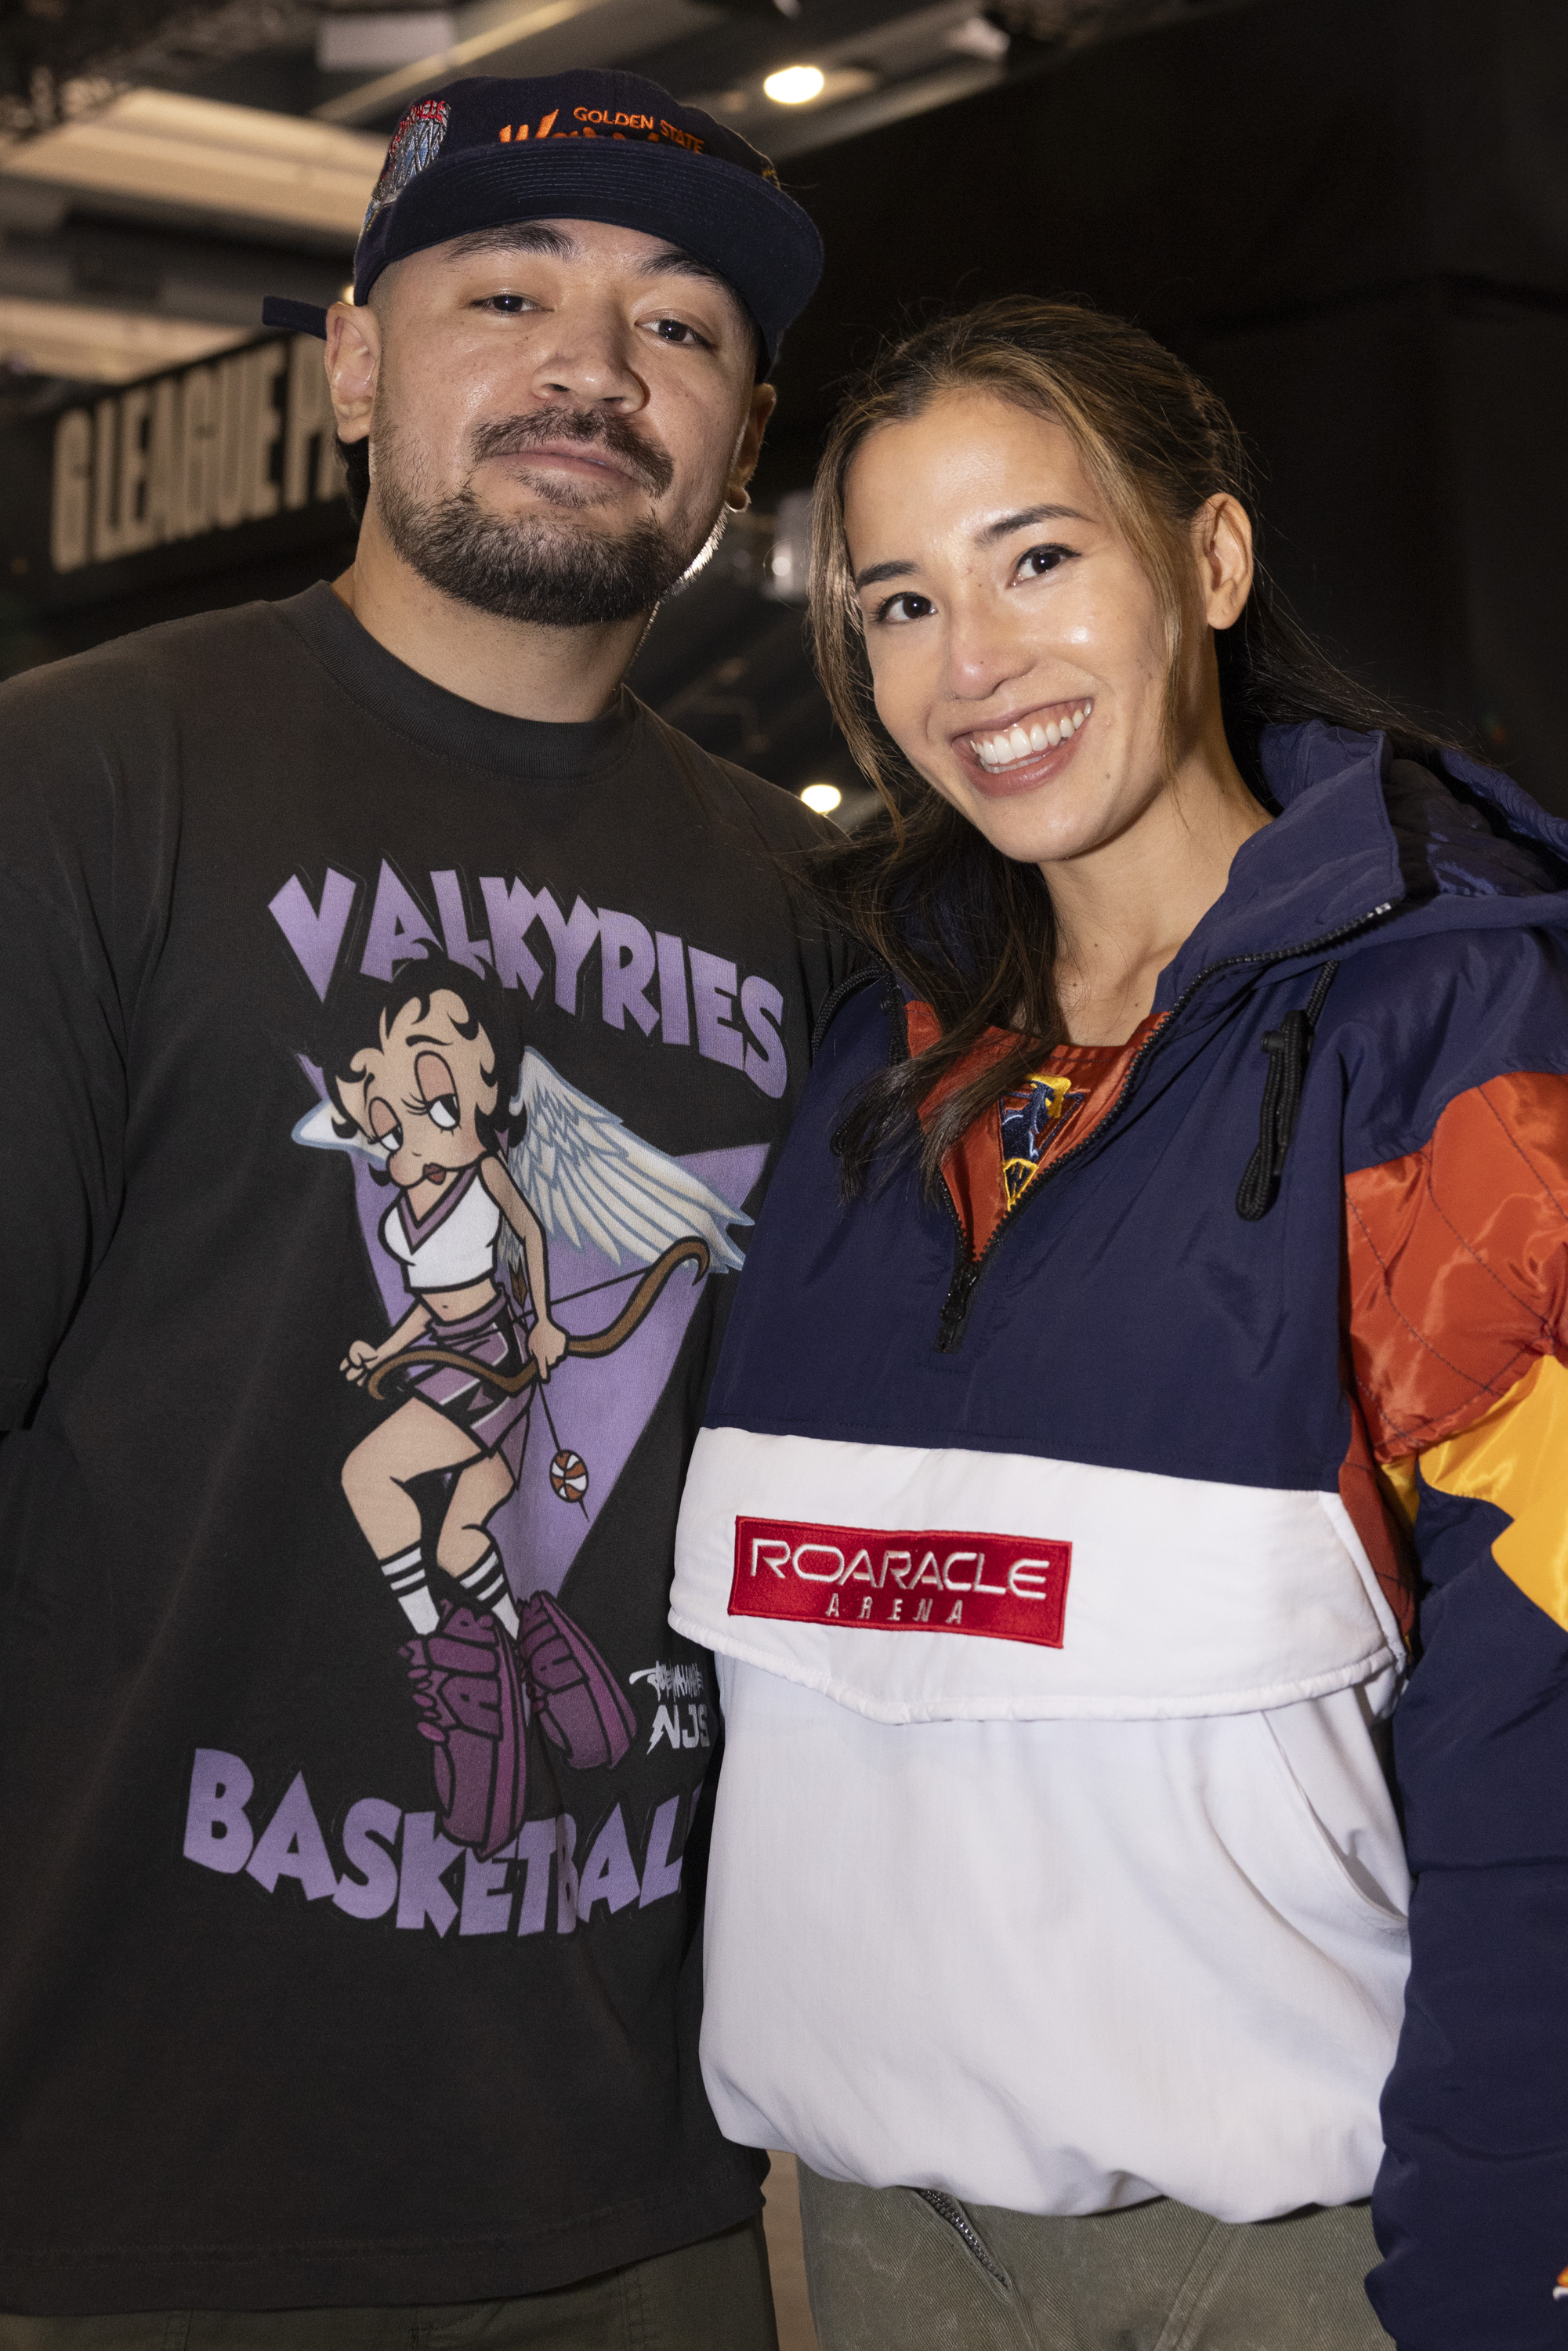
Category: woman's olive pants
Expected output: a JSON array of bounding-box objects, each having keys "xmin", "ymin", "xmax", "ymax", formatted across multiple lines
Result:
[{"xmin": 798, "ymin": 2167, "xmax": 1392, "ymax": 2351}]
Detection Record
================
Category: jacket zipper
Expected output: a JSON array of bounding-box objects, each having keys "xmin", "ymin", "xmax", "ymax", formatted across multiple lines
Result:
[
  {"xmin": 930, "ymin": 902, "xmax": 1395, "ymax": 1353},
  {"xmin": 911, "ymin": 2189, "xmax": 1012, "ymax": 2290},
  {"xmin": 809, "ymin": 963, "xmax": 879, "ymax": 1059}
]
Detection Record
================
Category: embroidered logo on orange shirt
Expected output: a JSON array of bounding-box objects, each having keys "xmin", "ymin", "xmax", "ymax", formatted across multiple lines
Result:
[{"xmin": 1000, "ymin": 1070, "xmax": 1085, "ymax": 1208}]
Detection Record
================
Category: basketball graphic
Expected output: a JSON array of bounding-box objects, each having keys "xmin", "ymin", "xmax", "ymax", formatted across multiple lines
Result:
[{"xmin": 550, "ymin": 1449, "xmax": 589, "ymax": 1503}]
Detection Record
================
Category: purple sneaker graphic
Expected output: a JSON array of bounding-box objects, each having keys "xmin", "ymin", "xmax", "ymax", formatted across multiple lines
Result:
[
  {"xmin": 401, "ymin": 1603, "xmax": 528, "ymax": 1859},
  {"xmin": 519, "ymin": 1593, "xmax": 636, "ymax": 1773}
]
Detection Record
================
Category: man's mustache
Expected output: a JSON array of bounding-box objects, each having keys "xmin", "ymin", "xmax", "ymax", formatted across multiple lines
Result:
[{"xmin": 469, "ymin": 408, "xmax": 675, "ymax": 498}]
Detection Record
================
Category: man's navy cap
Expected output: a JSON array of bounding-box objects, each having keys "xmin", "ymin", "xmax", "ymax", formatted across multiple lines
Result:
[{"xmin": 263, "ymin": 70, "xmax": 823, "ymax": 371}]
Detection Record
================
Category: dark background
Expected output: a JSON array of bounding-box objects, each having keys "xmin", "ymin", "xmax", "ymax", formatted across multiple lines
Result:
[{"xmin": 1, "ymin": 0, "xmax": 1563, "ymax": 809}]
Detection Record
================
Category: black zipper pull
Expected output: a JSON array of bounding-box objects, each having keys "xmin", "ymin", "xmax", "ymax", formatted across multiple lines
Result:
[{"xmin": 935, "ymin": 1259, "xmax": 983, "ymax": 1354}]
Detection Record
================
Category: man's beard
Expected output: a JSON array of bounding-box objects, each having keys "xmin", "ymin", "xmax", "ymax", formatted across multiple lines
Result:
[{"xmin": 374, "ymin": 404, "xmax": 713, "ymax": 628}]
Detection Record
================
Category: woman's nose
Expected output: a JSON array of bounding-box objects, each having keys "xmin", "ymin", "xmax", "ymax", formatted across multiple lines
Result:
[{"xmin": 943, "ymin": 607, "xmax": 1030, "ymax": 703}]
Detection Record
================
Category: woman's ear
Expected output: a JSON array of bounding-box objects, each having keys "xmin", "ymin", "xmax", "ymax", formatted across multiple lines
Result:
[{"xmin": 1196, "ymin": 494, "xmax": 1254, "ymax": 631}]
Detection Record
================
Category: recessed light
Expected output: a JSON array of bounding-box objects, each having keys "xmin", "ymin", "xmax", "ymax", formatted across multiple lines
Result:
[
  {"xmin": 763, "ymin": 64, "xmax": 827, "ymax": 105},
  {"xmin": 799, "ymin": 781, "xmax": 842, "ymax": 814}
]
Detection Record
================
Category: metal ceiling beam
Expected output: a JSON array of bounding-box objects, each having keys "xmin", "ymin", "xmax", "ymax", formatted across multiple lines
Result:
[
  {"xmin": 0, "ymin": 293, "xmax": 246, "ymax": 380},
  {"xmin": 314, "ymin": 0, "xmax": 723, "ymax": 127},
  {"xmin": 0, "ymin": 89, "xmax": 384, "ymax": 247}
]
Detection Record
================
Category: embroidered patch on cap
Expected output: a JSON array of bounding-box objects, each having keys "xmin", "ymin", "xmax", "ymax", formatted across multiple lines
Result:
[
  {"xmin": 364, "ymin": 97, "xmax": 451, "ymax": 231},
  {"xmin": 730, "ymin": 1517, "xmax": 1071, "ymax": 1648}
]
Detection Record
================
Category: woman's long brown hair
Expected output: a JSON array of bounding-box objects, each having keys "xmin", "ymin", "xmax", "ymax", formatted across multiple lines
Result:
[{"xmin": 806, "ymin": 296, "xmax": 1444, "ymax": 1199}]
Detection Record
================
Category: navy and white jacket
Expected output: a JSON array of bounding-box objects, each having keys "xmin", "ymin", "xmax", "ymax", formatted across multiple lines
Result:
[{"xmin": 672, "ymin": 724, "xmax": 1568, "ymax": 2350}]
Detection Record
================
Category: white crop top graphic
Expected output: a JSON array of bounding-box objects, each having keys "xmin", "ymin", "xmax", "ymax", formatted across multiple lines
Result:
[{"xmin": 381, "ymin": 1165, "xmax": 502, "ymax": 1291}]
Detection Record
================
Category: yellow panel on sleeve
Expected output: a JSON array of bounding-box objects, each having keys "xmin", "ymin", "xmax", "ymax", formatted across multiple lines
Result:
[
  {"xmin": 1415, "ymin": 1352, "xmax": 1568, "ymax": 1630},
  {"xmin": 1380, "ymin": 1456, "xmax": 1420, "ymax": 1530}
]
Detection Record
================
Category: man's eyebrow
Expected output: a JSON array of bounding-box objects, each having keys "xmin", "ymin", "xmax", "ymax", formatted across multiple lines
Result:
[
  {"xmin": 979, "ymin": 503, "xmax": 1092, "ymax": 542},
  {"xmin": 636, "ymin": 243, "xmax": 725, "ymax": 289},
  {"xmin": 638, "ymin": 244, "xmax": 753, "ymax": 333},
  {"xmin": 440, "ymin": 223, "xmax": 578, "ymax": 263}
]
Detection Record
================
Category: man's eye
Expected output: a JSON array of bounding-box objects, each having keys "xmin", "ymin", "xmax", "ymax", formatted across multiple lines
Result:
[
  {"xmin": 647, "ymin": 317, "xmax": 707, "ymax": 347},
  {"xmin": 875, "ymin": 592, "xmax": 936, "ymax": 625},
  {"xmin": 476, "ymin": 293, "xmax": 538, "ymax": 316},
  {"xmin": 428, "ymin": 1095, "xmax": 461, "ymax": 1132}
]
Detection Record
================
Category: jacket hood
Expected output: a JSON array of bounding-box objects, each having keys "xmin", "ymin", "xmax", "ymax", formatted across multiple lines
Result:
[{"xmin": 1155, "ymin": 724, "xmax": 1568, "ymax": 1008}]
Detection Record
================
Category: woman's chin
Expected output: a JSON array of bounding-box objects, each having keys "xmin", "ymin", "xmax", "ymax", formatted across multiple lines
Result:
[{"xmin": 933, "ymin": 767, "xmax": 1103, "ymax": 868}]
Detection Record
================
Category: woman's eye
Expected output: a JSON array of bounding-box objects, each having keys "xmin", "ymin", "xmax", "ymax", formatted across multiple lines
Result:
[
  {"xmin": 380, "ymin": 1122, "xmax": 402, "ymax": 1155},
  {"xmin": 428, "ymin": 1095, "xmax": 461, "ymax": 1132},
  {"xmin": 876, "ymin": 592, "xmax": 936, "ymax": 625},
  {"xmin": 1018, "ymin": 544, "xmax": 1070, "ymax": 579}
]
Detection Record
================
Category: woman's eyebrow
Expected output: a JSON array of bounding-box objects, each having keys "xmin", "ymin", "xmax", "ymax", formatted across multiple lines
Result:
[
  {"xmin": 854, "ymin": 503, "xmax": 1095, "ymax": 589},
  {"xmin": 853, "ymin": 558, "xmax": 915, "ymax": 589},
  {"xmin": 979, "ymin": 503, "xmax": 1092, "ymax": 542}
]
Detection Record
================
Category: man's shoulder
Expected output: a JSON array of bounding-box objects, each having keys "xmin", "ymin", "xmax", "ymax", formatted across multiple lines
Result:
[
  {"xmin": 0, "ymin": 596, "xmax": 299, "ymax": 734},
  {"xmin": 628, "ymin": 697, "xmax": 834, "ymax": 855}
]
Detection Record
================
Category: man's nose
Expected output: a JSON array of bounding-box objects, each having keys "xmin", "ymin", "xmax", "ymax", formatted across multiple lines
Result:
[{"xmin": 528, "ymin": 306, "xmax": 646, "ymax": 410}]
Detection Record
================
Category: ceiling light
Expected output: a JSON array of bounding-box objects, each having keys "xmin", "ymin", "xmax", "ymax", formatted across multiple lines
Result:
[
  {"xmin": 799, "ymin": 782, "xmax": 842, "ymax": 815},
  {"xmin": 764, "ymin": 64, "xmax": 827, "ymax": 105},
  {"xmin": 947, "ymin": 15, "xmax": 1012, "ymax": 60}
]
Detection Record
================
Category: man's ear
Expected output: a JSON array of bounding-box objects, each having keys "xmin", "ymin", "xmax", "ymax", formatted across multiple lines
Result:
[
  {"xmin": 726, "ymin": 380, "xmax": 777, "ymax": 509},
  {"xmin": 326, "ymin": 298, "xmax": 381, "ymax": 444}
]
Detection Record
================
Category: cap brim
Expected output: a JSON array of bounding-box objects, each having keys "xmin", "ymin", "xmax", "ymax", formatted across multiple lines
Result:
[
  {"xmin": 263, "ymin": 295, "xmax": 330, "ymax": 337},
  {"xmin": 365, "ymin": 139, "xmax": 823, "ymax": 367}
]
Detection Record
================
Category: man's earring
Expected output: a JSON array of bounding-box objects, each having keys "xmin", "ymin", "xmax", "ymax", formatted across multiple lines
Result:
[{"xmin": 726, "ymin": 487, "xmax": 751, "ymax": 513}]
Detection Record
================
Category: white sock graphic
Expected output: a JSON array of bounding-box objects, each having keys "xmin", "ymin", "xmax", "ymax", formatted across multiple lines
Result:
[
  {"xmin": 380, "ymin": 1543, "xmax": 438, "ymax": 1634},
  {"xmin": 457, "ymin": 1548, "xmax": 519, "ymax": 1639}
]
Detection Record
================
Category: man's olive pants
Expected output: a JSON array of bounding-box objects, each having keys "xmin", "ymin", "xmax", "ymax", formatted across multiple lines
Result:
[
  {"xmin": 798, "ymin": 2168, "xmax": 1392, "ymax": 2351},
  {"xmin": 0, "ymin": 2215, "xmax": 777, "ymax": 2351}
]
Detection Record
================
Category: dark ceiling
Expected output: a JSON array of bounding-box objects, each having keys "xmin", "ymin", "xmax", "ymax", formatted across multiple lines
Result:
[
  {"xmin": 2, "ymin": 0, "xmax": 1560, "ymax": 817},
  {"xmin": 0, "ymin": 0, "xmax": 1203, "ymax": 135}
]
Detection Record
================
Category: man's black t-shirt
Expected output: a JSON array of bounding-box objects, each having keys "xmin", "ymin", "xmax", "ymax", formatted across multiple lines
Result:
[{"xmin": 0, "ymin": 584, "xmax": 849, "ymax": 2315}]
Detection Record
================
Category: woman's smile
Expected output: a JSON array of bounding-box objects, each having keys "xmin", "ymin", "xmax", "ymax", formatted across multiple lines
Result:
[{"xmin": 953, "ymin": 696, "xmax": 1095, "ymax": 797}]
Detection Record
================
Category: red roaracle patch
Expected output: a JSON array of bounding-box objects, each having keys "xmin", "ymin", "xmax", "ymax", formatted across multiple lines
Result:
[{"xmin": 730, "ymin": 1517, "xmax": 1070, "ymax": 1648}]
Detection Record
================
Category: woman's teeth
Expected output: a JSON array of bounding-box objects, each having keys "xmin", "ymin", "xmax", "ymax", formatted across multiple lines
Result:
[{"xmin": 971, "ymin": 701, "xmax": 1093, "ymax": 771}]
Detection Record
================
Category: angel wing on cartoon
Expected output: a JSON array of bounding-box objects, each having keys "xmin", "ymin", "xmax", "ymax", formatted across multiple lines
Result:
[{"xmin": 500, "ymin": 1050, "xmax": 749, "ymax": 1279}]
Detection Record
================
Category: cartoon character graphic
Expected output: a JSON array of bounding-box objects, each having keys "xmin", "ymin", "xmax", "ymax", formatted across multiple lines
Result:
[
  {"xmin": 1000, "ymin": 1070, "xmax": 1086, "ymax": 1208},
  {"xmin": 295, "ymin": 954, "xmax": 750, "ymax": 1858}
]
